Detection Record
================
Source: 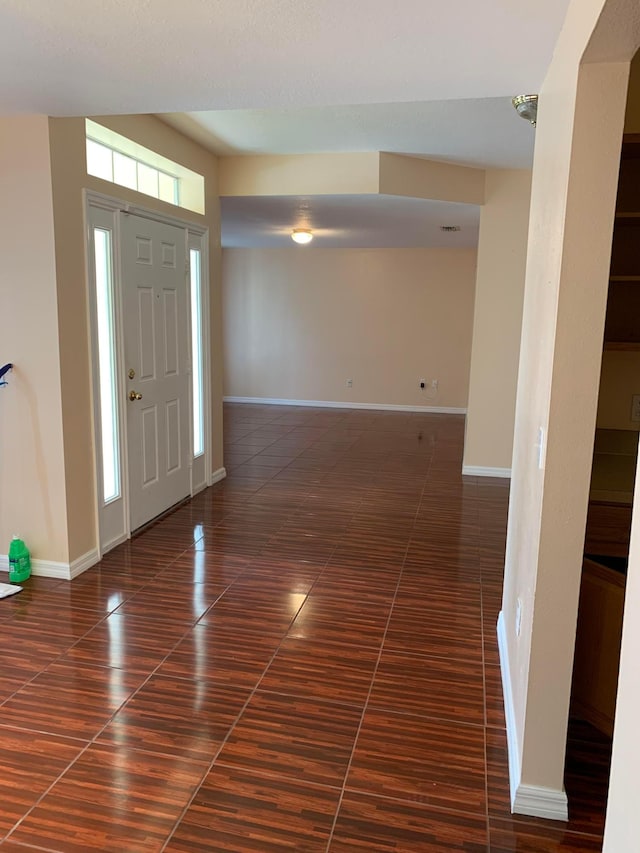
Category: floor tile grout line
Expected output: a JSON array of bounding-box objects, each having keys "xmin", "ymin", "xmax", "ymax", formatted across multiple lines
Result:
[
  {"xmin": 0, "ymin": 839, "xmax": 63, "ymax": 852},
  {"xmin": 0, "ymin": 605, "xmax": 118, "ymax": 712},
  {"xmin": 3, "ymin": 602, "xmax": 207, "ymax": 843},
  {"xmin": 4, "ymin": 737, "xmax": 95, "ymax": 844},
  {"xmin": 249, "ymin": 686, "xmax": 491, "ymax": 727},
  {"xmin": 0, "ymin": 519, "xmax": 262, "ymax": 842},
  {"xmin": 329, "ymin": 782, "xmax": 514, "ymax": 824},
  {"xmin": 158, "ymin": 537, "xmax": 343, "ymax": 853},
  {"xmin": 480, "ymin": 534, "xmax": 491, "ymax": 851},
  {"xmin": 323, "ymin": 446, "xmax": 430, "ymax": 851}
]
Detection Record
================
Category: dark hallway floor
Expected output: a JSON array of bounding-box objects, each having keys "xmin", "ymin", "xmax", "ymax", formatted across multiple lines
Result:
[{"xmin": 0, "ymin": 403, "xmax": 608, "ymax": 851}]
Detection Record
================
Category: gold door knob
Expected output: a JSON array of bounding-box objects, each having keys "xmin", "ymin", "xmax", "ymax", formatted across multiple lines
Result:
[{"xmin": 128, "ymin": 390, "xmax": 142, "ymax": 401}]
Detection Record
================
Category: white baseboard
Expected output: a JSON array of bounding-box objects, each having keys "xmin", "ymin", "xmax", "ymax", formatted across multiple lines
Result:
[
  {"xmin": 497, "ymin": 611, "xmax": 568, "ymax": 822},
  {"xmin": 462, "ymin": 465, "xmax": 511, "ymax": 478},
  {"xmin": 513, "ymin": 784, "xmax": 569, "ymax": 821},
  {"xmin": 223, "ymin": 396, "xmax": 466, "ymax": 415},
  {"xmin": 0, "ymin": 548, "xmax": 99, "ymax": 581},
  {"xmin": 209, "ymin": 466, "xmax": 227, "ymax": 486},
  {"xmin": 191, "ymin": 480, "xmax": 208, "ymax": 497},
  {"xmin": 497, "ymin": 611, "xmax": 521, "ymax": 807},
  {"xmin": 102, "ymin": 532, "xmax": 128, "ymax": 555},
  {"xmin": 69, "ymin": 548, "xmax": 100, "ymax": 580}
]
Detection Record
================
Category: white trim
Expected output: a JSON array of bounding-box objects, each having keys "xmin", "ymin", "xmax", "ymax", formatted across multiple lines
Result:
[
  {"xmin": 223, "ymin": 396, "xmax": 467, "ymax": 414},
  {"xmin": 188, "ymin": 231, "xmax": 211, "ymax": 496},
  {"xmin": 209, "ymin": 467, "xmax": 227, "ymax": 486},
  {"xmin": 85, "ymin": 190, "xmax": 211, "ymax": 554},
  {"xmin": 84, "ymin": 189, "xmax": 208, "ymax": 234},
  {"xmin": 462, "ymin": 465, "xmax": 511, "ymax": 478},
  {"xmin": 28, "ymin": 560, "xmax": 70, "ymax": 580},
  {"xmin": 0, "ymin": 548, "xmax": 99, "ymax": 581},
  {"xmin": 513, "ymin": 784, "xmax": 569, "ymax": 822},
  {"xmin": 497, "ymin": 611, "xmax": 568, "ymax": 822},
  {"xmin": 497, "ymin": 610, "xmax": 521, "ymax": 807},
  {"xmin": 69, "ymin": 548, "xmax": 100, "ymax": 580},
  {"xmin": 85, "ymin": 199, "xmax": 128, "ymax": 556},
  {"xmin": 101, "ymin": 532, "xmax": 129, "ymax": 556}
]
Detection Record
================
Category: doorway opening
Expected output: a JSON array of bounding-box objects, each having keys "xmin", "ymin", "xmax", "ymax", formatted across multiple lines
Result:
[
  {"xmin": 569, "ymin": 47, "xmax": 640, "ymax": 827},
  {"xmin": 85, "ymin": 192, "xmax": 210, "ymax": 554}
]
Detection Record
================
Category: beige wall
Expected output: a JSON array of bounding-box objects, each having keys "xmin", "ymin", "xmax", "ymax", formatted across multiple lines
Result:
[
  {"xmin": 222, "ymin": 247, "xmax": 476, "ymax": 409},
  {"xmin": 378, "ymin": 152, "xmax": 486, "ymax": 205},
  {"xmin": 46, "ymin": 114, "xmax": 222, "ymax": 563},
  {"xmin": 463, "ymin": 169, "xmax": 532, "ymax": 473},
  {"xmin": 219, "ymin": 153, "xmax": 380, "ymax": 197},
  {"xmin": 0, "ymin": 116, "xmax": 69, "ymax": 563},
  {"xmin": 220, "ymin": 151, "xmax": 485, "ymax": 206},
  {"xmin": 502, "ymin": 0, "xmax": 632, "ymax": 814}
]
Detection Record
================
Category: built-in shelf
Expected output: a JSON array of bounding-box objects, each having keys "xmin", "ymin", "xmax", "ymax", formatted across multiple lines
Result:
[
  {"xmin": 609, "ymin": 275, "xmax": 640, "ymax": 282},
  {"xmin": 604, "ymin": 341, "xmax": 640, "ymax": 351},
  {"xmin": 615, "ymin": 211, "xmax": 640, "ymax": 219}
]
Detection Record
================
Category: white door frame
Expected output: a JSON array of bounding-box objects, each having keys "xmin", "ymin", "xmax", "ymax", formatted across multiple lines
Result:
[{"xmin": 84, "ymin": 189, "xmax": 210, "ymax": 556}]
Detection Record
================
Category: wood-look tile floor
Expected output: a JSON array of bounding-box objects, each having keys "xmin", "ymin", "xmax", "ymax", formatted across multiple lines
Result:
[{"xmin": 0, "ymin": 403, "xmax": 608, "ymax": 851}]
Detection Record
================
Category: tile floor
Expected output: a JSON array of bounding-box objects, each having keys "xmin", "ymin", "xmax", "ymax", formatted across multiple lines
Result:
[{"xmin": 0, "ymin": 403, "xmax": 608, "ymax": 851}]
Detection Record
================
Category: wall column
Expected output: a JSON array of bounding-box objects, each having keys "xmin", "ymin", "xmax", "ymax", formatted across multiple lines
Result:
[
  {"xmin": 500, "ymin": 44, "xmax": 630, "ymax": 817},
  {"xmin": 0, "ymin": 116, "xmax": 69, "ymax": 566},
  {"xmin": 463, "ymin": 168, "xmax": 531, "ymax": 477}
]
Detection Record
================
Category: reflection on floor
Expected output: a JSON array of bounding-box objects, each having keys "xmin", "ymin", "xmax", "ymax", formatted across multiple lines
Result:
[{"xmin": 0, "ymin": 403, "xmax": 608, "ymax": 851}]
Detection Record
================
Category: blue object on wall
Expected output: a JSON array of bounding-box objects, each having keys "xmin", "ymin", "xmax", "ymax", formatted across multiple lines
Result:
[{"xmin": 0, "ymin": 363, "xmax": 13, "ymax": 386}]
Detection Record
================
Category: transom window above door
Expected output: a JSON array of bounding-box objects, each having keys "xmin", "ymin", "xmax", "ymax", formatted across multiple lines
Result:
[{"xmin": 85, "ymin": 120, "xmax": 205, "ymax": 215}]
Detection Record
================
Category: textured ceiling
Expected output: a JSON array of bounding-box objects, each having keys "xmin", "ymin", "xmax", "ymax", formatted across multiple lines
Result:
[
  {"xmin": 164, "ymin": 96, "xmax": 536, "ymax": 169},
  {"xmin": 0, "ymin": 0, "xmax": 564, "ymax": 249},
  {"xmin": 0, "ymin": 0, "xmax": 570, "ymax": 116},
  {"xmin": 221, "ymin": 195, "xmax": 480, "ymax": 249}
]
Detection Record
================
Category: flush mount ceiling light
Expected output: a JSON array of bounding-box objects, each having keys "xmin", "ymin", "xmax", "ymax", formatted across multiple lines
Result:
[
  {"xmin": 291, "ymin": 229, "xmax": 313, "ymax": 245},
  {"xmin": 440, "ymin": 225, "xmax": 461, "ymax": 232},
  {"xmin": 512, "ymin": 94, "xmax": 538, "ymax": 127}
]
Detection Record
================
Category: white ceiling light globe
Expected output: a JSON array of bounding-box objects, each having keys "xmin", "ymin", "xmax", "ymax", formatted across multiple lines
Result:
[{"xmin": 291, "ymin": 229, "xmax": 313, "ymax": 244}]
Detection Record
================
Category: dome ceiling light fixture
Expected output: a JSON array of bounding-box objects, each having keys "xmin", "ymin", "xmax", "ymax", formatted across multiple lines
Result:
[
  {"xmin": 512, "ymin": 94, "xmax": 538, "ymax": 127},
  {"xmin": 440, "ymin": 225, "xmax": 461, "ymax": 232},
  {"xmin": 291, "ymin": 228, "xmax": 313, "ymax": 245}
]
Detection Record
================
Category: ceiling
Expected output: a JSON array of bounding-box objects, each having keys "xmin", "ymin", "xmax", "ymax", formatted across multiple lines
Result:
[
  {"xmin": 0, "ymin": 1, "xmax": 569, "ymax": 116},
  {"xmin": 0, "ymin": 0, "xmax": 569, "ymax": 248},
  {"xmin": 171, "ymin": 96, "xmax": 532, "ymax": 250},
  {"xmin": 165, "ymin": 97, "xmax": 536, "ymax": 170},
  {"xmin": 222, "ymin": 195, "xmax": 480, "ymax": 249}
]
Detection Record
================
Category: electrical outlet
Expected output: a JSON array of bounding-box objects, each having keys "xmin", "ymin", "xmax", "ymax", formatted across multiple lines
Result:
[
  {"xmin": 632, "ymin": 394, "xmax": 640, "ymax": 423},
  {"xmin": 432, "ymin": 379, "xmax": 439, "ymax": 390},
  {"xmin": 346, "ymin": 378, "xmax": 353, "ymax": 388}
]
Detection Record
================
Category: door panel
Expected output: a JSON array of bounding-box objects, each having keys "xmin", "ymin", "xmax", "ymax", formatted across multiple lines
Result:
[
  {"xmin": 138, "ymin": 288, "xmax": 156, "ymax": 379},
  {"xmin": 163, "ymin": 288, "xmax": 179, "ymax": 376},
  {"xmin": 122, "ymin": 213, "xmax": 190, "ymax": 530},
  {"xmin": 142, "ymin": 405, "xmax": 159, "ymax": 486},
  {"xmin": 166, "ymin": 398, "xmax": 181, "ymax": 473}
]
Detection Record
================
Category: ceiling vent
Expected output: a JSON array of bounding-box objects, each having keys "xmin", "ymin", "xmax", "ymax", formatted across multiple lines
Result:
[{"xmin": 440, "ymin": 225, "xmax": 461, "ymax": 232}]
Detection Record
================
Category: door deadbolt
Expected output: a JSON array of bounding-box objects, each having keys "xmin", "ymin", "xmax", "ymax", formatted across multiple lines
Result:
[{"xmin": 128, "ymin": 369, "xmax": 136, "ymax": 379}]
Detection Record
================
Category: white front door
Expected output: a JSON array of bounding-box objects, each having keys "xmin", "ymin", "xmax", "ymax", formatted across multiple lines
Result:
[{"xmin": 121, "ymin": 213, "xmax": 190, "ymax": 530}]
